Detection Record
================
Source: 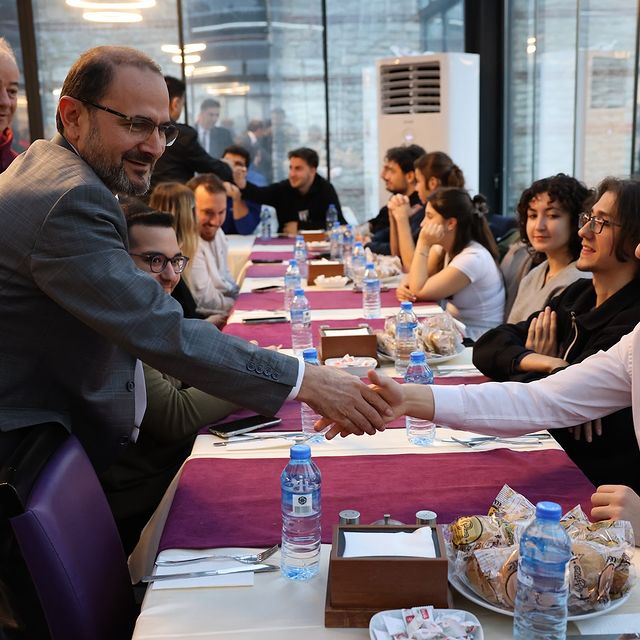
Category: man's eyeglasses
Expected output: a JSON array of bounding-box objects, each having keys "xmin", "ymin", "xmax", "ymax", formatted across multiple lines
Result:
[
  {"xmin": 130, "ymin": 252, "xmax": 189, "ymax": 273},
  {"xmin": 78, "ymin": 99, "xmax": 179, "ymax": 147},
  {"xmin": 579, "ymin": 212, "xmax": 622, "ymax": 235}
]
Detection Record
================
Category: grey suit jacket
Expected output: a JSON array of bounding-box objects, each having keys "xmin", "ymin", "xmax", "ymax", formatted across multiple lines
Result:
[{"xmin": 0, "ymin": 135, "xmax": 298, "ymax": 469}]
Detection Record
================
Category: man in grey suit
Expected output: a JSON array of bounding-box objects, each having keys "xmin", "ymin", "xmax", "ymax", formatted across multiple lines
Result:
[
  {"xmin": 196, "ymin": 98, "xmax": 234, "ymax": 160},
  {"xmin": 0, "ymin": 45, "xmax": 388, "ymax": 473}
]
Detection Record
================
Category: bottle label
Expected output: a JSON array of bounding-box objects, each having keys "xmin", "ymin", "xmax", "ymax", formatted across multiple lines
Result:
[
  {"xmin": 292, "ymin": 493, "xmax": 313, "ymax": 515},
  {"xmin": 290, "ymin": 309, "xmax": 310, "ymax": 324}
]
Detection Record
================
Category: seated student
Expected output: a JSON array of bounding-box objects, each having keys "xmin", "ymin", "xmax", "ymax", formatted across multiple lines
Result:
[
  {"xmin": 473, "ymin": 176, "xmax": 640, "ymax": 493},
  {"xmin": 397, "ymin": 187, "xmax": 505, "ymax": 341},
  {"xmin": 187, "ymin": 173, "xmax": 240, "ymax": 317},
  {"xmin": 99, "ymin": 210, "xmax": 238, "ymax": 553},
  {"xmin": 241, "ymin": 147, "xmax": 345, "ymax": 235},
  {"xmin": 389, "ymin": 151, "xmax": 465, "ymax": 270},
  {"xmin": 220, "ymin": 144, "xmax": 262, "ymax": 235},
  {"xmin": 148, "ymin": 181, "xmax": 226, "ymax": 324},
  {"xmin": 507, "ymin": 174, "xmax": 592, "ymax": 323},
  {"xmin": 365, "ymin": 272, "xmax": 640, "ymax": 539},
  {"xmin": 365, "ymin": 144, "xmax": 425, "ymax": 254}
]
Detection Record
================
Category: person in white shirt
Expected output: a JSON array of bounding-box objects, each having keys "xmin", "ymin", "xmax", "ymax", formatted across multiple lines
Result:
[
  {"xmin": 397, "ymin": 187, "xmax": 505, "ymax": 340},
  {"xmin": 187, "ymin": 173, "xmax": 239, "ymax": 316}
]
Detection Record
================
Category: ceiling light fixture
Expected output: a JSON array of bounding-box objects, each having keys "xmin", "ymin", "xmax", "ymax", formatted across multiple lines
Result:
[
  {"xmin": 82, "ymin": 10, "xmax": 143, "ymax": 22},
  {"xmin": 67, "ymin": 0, "xmax": 155, "ymax": 8},
  {"xmin": 171, "ymin": 54, "xmax": 201, "ymax": 64},
  {"xmin": 161, "ymin": 43, "xmax": 206, "ymax": 55},
  {"xmin": 190, "ymin": 64, "xmax": 227, "ymax": 77}
]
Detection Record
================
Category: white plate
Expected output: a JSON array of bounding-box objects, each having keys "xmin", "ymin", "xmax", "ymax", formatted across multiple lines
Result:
[
  {"xmin": 314, "ymin": 275, "xmax": 349, "ymax": 289},
  {"xmin": 324, "ymin": 357, "xmax": 378, "ymax": 377},
  {"xmin": 377, "ymin": 342, "xmax": 465, "ymax": 366},
  {"xmin": 369, "ymin": 607, "xmax": 483, "ymax": 640},
  {"xmin": 448, "ymin": 572, "xmax": 632, "ymax": 622}
]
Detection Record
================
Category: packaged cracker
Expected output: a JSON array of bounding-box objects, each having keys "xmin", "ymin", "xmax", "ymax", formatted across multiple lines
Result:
[{"xmin": 449, "ymin": 515, "xmax": 514, "ymax": 552}]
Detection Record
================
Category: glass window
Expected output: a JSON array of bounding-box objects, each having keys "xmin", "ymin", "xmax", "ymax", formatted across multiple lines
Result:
[
  {"xmin": 31, "ymin": 0, "xmax": 180, "ymax": 139},
  {"xmin": 181, "ymin": 0, "xmax": 324, "ymax": 184},
  {"xmin": 504, "ymin": 0, "xmax": 636, "ymax": 212},
  {"xmin": 0, "ymin": 0, "xmax": 29, "ymax": 152}
]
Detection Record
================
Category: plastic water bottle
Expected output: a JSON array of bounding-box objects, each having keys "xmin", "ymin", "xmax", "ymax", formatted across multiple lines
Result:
[
  {"xmin": 362, "ymin": 262, "xmax": 381, "ymax": 319},
  {"xmin": 259, "ymin": 206, "xmax": 272, "ymax": 240},
  {"xmin": 395, "ymin": 301, "xmax": 418, "ymax": 375},
  {"xmin": 351, "ymin": 241, "xmax": 367, "ymax": 290},
  {"xmin": 326, "ymin": 203, "xmax": 339, "ymax": 230},
  {"xmin": 513, "ymin": 501, "xmax": 571, "ymax": 639},
  {"xmin": 329, "ymin": 222, "xmax": 342, "ymax": 260},
  {"xmin": 300, "ymin": 348, "xmax": 325, "ymax": 443},
  {"xmin": 341, "ymin": 224, "xmax": 354, "ymax": 277},
  {"xmin": 294, "ymin": 235, "xmax": 308, "ymax": 279},
  {"xmin": 284, "ymin": 259, "xmax": 301, "ymax": 310},
  {"xmin": 281, "ymin": 443, "xmax": 322, "ymax": 580},
  {"xmin": 404, "ymin": 351, "xmax": 436, "ymax": 446},
  {"xmin": 290, "ymin": 288, "xmax": 312, "ymax": 355}
]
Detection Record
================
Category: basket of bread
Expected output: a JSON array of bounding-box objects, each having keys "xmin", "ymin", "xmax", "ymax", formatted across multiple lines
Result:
[{"xmin": 446, "ymin": 485, "xmax": 635, "ymax": 617}]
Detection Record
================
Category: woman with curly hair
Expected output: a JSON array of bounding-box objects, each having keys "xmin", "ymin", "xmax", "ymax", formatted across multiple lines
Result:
[
  {"xmin": 398, "ymin": 187, "xmax": 505, "ymax": 340},
  {"xmin": 507, "ymin": 174, "xmax": 592, "ymax": 323}
]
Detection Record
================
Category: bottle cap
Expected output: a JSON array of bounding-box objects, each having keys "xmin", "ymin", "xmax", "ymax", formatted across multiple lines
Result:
[
  {"xmin": 409, "ymin": 350, "xmax": 425, "ymax": 362},
  {"xmin": 332, "ymin": 221, "xmax": 340, "ymax": 228},
  {"xmin": 354, "ymin": 241, "xmax": 363, "ymax": 248},
  {"xmin": 365, "ymin": 262, "xmax": 375, "ymax": 269},
  {"xmin": 400, "ymin": 301, "xmax": 414, "ymax": 311},
  {"xmin": 535, "ymin": 501, "xmax": 562, "ymax": 521},
  {"xmin": 296, "ymin": 235, "xmax": 304, "ymax": 241},
  {"xmin": 290, "ymin": 443, "xmax": 311, "ymax": 460},
  {"xmin": 288, "ymin": 259, "xmax": 297, "ymax": 266},
  {"xmin": 339, "ymin": 509, "xmax": 361, "ymax": 525},
  {"xmin": 293, "ymin": 287, "xmax": 304, "ymax": 296},
  {"xmin": 302, "ymin": 347, "xmax": 318, "ymax": 361}
]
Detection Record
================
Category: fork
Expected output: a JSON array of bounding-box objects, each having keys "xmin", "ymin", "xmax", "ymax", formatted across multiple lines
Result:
[
  {"xmin": 450, "ymin": 436, "xmax": 543, "ymax": 448},
  {"xmin": 155, "ymin": 543, "xmax": 280, "ymax": 567},
  {"xmin": 213, "ymin": 433, "xmax": 313, "ymax": 447}
]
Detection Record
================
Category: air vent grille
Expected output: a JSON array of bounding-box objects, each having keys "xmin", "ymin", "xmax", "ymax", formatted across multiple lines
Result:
[{"xmin": 380, "ymin": 61, "xmax": 441, "ymax": 114}]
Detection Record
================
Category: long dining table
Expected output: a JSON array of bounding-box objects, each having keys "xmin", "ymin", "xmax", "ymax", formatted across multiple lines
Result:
[{"xmin": 131, "ymin": 235, "xmax": 640, "ymax": 639}]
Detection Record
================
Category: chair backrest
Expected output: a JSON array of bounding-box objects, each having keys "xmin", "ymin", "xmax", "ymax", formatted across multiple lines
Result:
[{"xmin": 0, "ymin": 425, "xmax": 136, "ymax": 640}]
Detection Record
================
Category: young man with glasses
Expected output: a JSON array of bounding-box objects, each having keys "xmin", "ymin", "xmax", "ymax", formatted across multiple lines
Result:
[
  {"xmin": 101, "ymin": 209, "xmax": 238, "ymax": 553},
  {"xmin": 472, "ymin": 176, "xmax": 640, "ymax": 492}
]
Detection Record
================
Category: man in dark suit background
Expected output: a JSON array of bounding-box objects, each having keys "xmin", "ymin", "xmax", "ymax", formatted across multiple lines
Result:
[
  {"xmin": 196, "ymin": 98, "xmax": 233, "ymax": 160},
  {"xmin": 150, "ymin": 76, "xmax": 232, "ymax": 190}
]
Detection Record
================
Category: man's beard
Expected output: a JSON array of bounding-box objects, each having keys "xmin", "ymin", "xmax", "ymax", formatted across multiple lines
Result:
[{"xmin": 83, "ymin": 127, "xmax": 155, "ymax": 196}]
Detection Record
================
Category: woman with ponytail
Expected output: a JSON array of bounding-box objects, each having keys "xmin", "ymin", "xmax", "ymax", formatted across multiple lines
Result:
[
  {"xmin": 398, "ymin": 187, "xmax": 505, "ymax": 340},
  {"xmin": 388, "ymin": 151, "xmax": 465, "ymax": 270}
]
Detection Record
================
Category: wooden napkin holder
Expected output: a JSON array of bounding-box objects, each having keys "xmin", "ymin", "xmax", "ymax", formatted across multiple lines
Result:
[
  {"xmin": 300, "ymin": 229, "xmax": 327, "ymax": 242},
  {"xmin": 325, "ymin": 524, "xmax": 450, "ymax": 628},
  {"xmin": 308, "ymin": 260, "xmax": 344, "ymax": 283},
  {"xmin": 319, "ymin": 324, "xmax": 377, "ymax": 362}
]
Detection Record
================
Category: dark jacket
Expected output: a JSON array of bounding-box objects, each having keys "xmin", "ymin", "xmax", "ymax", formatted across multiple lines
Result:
[
  {"xmin": 151, "ymin": 122, "xmax": 232, "ymax": 189},
  {"xmin": 473, "ymin": 277, "xmax": 640, "ymax": 493},
  {"xmin": 366, "ymin": 191, "xmax": 424, "ymax": 255},
  {"xmin": 242, "ymin": 173, "xmax": 344, "ymax": 232}
]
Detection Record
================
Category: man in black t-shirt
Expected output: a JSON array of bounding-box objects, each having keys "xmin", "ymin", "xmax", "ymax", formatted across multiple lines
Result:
[{"xmin": 241, "ymin": 147, "xmax": 344, "ymax": 234}]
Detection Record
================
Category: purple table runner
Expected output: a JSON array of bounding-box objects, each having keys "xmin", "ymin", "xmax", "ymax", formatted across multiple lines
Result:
[
  {"xmin": 158, "ymin": 450, "xmax": 595, "ymax": 551},
  {"xmin": 245, "ymin": 264, "xmax": 287, "ymax": 278}
]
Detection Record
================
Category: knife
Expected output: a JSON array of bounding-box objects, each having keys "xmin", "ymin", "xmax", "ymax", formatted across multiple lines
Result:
[{"xmin": 141, "ymin": 563, "xmax": 279, "ymax": 583}]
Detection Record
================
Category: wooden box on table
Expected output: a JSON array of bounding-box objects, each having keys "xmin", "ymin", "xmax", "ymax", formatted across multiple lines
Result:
[
  {"xmin": 307, "ymin": 260, "xmax": 344, "ymax": 284},
  {"xmin": 319, "ymin": 324, "xmax": 377, "ymax": 362},
  {"xmin": 300, "ymin": 229, "xmax": 327, "ymax": 242},
  {"xmin": 325, "ymin": 524, "xmax": 450, "ymax": 628}
]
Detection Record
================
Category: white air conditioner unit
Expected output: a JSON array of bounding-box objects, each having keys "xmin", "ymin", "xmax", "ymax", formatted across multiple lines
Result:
[{"xmin": 364, "ymin": 53, "xmax": 480, "ymax": 213}]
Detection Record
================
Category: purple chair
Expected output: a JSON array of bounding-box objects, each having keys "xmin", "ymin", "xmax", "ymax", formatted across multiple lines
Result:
[{"xmin": 0, "ymin": 425, "xmax": 136, "ymax": 640}]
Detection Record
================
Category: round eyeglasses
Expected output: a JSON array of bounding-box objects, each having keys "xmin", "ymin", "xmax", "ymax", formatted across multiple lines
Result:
[
  {"xmin": 78, "ymin": 98, "xmax": 179, "ymax": 147},
  {"xmin": 579, "ymin": 212, "xmax": 622, "ymax": 235},
  {"xmin": 130, "ymin": 253, "xmax": 189, "ymax": 273}
]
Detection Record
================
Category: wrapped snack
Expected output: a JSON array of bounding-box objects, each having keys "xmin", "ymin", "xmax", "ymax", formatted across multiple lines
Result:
[
  {"xmin": 449, "ymin": 515, "xmax": 514, "ymax": 552},
  {"xmin": 461, "ymin": 545, "xmax": 517, "ymax": 608},
  {"xmin": 419, "ymin": 313, "xmax": 462, "ymax": 357}
]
